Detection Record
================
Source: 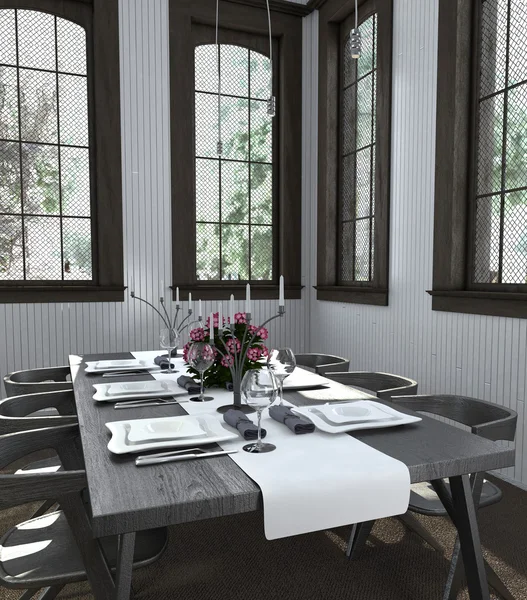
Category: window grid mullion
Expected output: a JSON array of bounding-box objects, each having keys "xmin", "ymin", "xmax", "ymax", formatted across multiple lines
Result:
[
  {"xmin": 247, "ymin": 48, "xmax": 252, "ymax": 282},
  {"xmin": 14, "ymin": 9, "xmax": 27, "ymax": 280},
  {"xmin": 54, "ymin": 16, "xmax": 65, "ymax": 281},
  {"xmin": 368, "ymin": 15, "xmax": 376, "ymax": 282},
  {"xmin": 497, "ymin": 0, "xmax": 512, "ymax": 285}
]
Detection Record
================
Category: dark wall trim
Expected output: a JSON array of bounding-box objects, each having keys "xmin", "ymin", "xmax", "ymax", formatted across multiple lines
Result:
[
  {"xmin": 169, "ymin": 0, "xmax": 302, "ymax": 301},
  {"xmin": 225, "ymin": 0, "xmax": 311, "ymax": 16},
  {"xmin": 306, "ymin": 0, "xmax": 328, "ymax": 10},
  {"xmin": 0, "ymin": 0, "xmax": 124, "ymax": 304},
  {"xmin": 428, "ymin": 291, "xmax": 527, "ymax": 319},
  {"xmin": 316, "ymin": 0, "xmax": 393, "ymax": 305}
]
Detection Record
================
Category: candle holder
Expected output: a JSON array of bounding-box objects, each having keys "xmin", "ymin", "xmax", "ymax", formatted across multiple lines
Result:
[
  {"xmin": 213, "ymin": 306, "xmax": 285, "ymax": 414},
  {"xmin": 130, "ymin": 291, "xmax": 200, "ymax": 355}
]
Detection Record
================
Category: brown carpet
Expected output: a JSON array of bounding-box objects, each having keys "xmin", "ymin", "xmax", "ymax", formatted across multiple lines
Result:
[{"xmin": 0, "ymin": 474, "xmax": 526, "ymax": 600}]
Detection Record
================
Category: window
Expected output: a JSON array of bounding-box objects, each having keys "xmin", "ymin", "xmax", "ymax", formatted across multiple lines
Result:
[
  {"xmin": 194, "ymin": 44, "xmax": 274, "ymax": 283},
  {"xmin": 170, "ymin": 1, "xmax": 303, "ymax": 301},
  {"xmin": 430, "ymin": 0, "xmax": 527, "ymax": 318},
  {"xmin": 339, "ymin": 13, "xmax": 377, "ymax": 284},
  {"xmin": 317, "ymin": 0, "xmax": 392, "ymax": 305},
  {"xmin": 0, "ymin": 0, "xmax": 123, "ymax": 303}
]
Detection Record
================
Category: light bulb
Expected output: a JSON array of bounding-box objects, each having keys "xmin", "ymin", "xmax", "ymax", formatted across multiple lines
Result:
[{"xmin": 350, "ymin": 28, "xmax": 361, "ymax": 59}]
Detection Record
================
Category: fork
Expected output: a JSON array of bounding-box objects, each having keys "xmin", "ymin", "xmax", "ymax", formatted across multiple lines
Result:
[{"xmin": 114, "ymin": 396, "xmax": 189, "ymax": 409}]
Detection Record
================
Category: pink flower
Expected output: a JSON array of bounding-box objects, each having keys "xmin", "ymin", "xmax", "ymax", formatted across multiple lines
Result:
[
  {"xmin": 235, "ymin": 312, "xmax": 247, "ymax": 324},
  {"xmin": 221, "ymin": 354, "xmax": 234, "ymax": 367},
  {"xmin": 226, "ymin": 337, "xmax": 241, "ymax": 354},
  {"xmin": 248, "ymin": 324, "xmax": 258, "ymax": 335},
  {"xmin": 182, "ymin": 342, "xmax": 191, "ymax": 362},
  {"xmin": 246, "ymin": 347, "xmax": 262, "ymax": 361},
  {"xmin": 260, "ymin": 345, "xmax": 270, "ymax": 358},
  {"xmin": 259, "ymin": 327, "xmax": 269, "ymax": 341},
  {"xmin": 189, "ymin": 327, "xmax": 205, "ymax": 342},
  {"xmin": 206, "ymin": 313, "xmax": 220, "ymax": 329}
]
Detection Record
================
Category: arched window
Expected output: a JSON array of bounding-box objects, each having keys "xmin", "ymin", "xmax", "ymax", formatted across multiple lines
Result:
[
  {"xmin": 0, "ymin": 1, "xmax": 123, "ymax": 302},
  {"xmin": 194, "ymin": 43, "xmax": 274, "ymax": 282}
]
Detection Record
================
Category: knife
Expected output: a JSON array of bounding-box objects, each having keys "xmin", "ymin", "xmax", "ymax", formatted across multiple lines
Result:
[
  {"xmin": 135, "ymin": 448, "xmax": 238, "ymax": 466},
  {"xmin": 114, "ymin": 398, "xmax": 189, "ymax": 409}
]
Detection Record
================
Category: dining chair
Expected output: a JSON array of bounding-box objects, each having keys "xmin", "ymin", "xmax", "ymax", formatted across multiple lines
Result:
[
  {"xmin": 350, "ymin": 394, "xmax": 517, "ymax": 600},
  {"xmin": 294, "ymin": 353, "xmax": 350, "ymax": 376},
  {"xmin": 4, "ymin": 366, "xmax": 72, "ymax": 398},
  {"xmin": 0, "ymin": 424, "xmax": 168, "ymax": 600},
  {"xmin": 324, "ymin": 371, "xmax": 418, "ymax": 399},
  {"xmin": 0, "ymin": 390, "xmax": 78, "ymax": 518}
]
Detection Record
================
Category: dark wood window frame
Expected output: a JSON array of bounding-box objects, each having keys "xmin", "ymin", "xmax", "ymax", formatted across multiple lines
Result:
[
  {"xmin": 316, "ymin": 0, "xmax": 393, "ymax": 306},
  {"xmin": 170, "ymin": 0, "xmax": 302, "ymax": 301},
  {"xmin": 0, "ymin": 0, "xmax": 124, "ymax": 304},
  {"xmin": 429, "ymin": 0, "xmax": 527, "ymax": 319}
]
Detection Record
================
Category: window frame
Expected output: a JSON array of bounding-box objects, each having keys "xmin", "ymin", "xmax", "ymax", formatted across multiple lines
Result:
[
  {"xmin": 169, "ymin": 0, "xmax": 302, "ymax": 301},
  {"xmin": 316, "ymin": 0, "xmax": 393, "ymax": 306},
  {"xmin": 0, "ymin": 0, "xmax": 124, "ymax": 303},
  {"xmin": 429, "ymin": 0, "xmax": 527, "ymax": 318}
]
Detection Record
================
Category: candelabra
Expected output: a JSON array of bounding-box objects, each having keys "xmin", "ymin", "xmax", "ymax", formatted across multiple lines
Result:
[{"xmin": 213, "ymin": 306, "xmax": 285, "ymax": 414}]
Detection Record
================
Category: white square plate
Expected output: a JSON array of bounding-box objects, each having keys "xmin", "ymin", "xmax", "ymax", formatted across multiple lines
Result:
[
  {"xmin": 317, "ymin": 401, "xmax": 393, "ymax": 424},
  {"xmin": 86, "ymin": 359, "xmax": 153, "ymax": 373},
  {"xmin": 93, "ymin": 380, "xmax": 186, "ymax": 402},
  {"xmin": 127, "ymin": 415, "xmax": 205, "ymax": 443},
  {"xmin": 106, "ymin": 413, "xmax": 239, "ymax": 455}
]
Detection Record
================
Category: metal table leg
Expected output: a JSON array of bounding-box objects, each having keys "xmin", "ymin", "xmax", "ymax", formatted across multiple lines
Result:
[{"xmin": 115, "ymin": 532, "xmax": 136, "ymax": 600}]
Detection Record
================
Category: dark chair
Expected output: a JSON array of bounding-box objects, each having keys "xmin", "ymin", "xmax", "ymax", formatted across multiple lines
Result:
[
  {"xmin": 351, "ymin": 395, "xmax": 517, "ymax": 600},
  {"xmin": 0, "ymin": 390, "xmax": 78, "ymax": 518},
  {"xmin": 324, "ymin": 371, "xmax": 418, "ymax": 399},
  {"xmin": 294, "ymin": 353, "xmax": 350, "ymax": 376},
  {"xmin": 4, "ymin": 366, "xmax": 72, "ymax": 398},
  {"xmin": 0, "ymin": 425, "xmax": 168, "ymax": 600}
]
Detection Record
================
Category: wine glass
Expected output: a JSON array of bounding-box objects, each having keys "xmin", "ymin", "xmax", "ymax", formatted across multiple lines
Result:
[
  {"xmin": 241, "ymin": 368, "xmax": 277, "ymax": 453},
  {"xmin": 188, "ymin": 342, "xmax": 215, "ymax": 402},
  {"xmin": 267, "ymin": 348, "xmax": 296, "ymax": 405},
  {"xmin": 160, "ymin": 328, "xmax": 179, "ymax": 374}
]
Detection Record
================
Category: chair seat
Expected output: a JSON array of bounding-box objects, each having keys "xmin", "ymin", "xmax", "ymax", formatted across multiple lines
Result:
[
  {"xmin": 409, "ymin": 479, "xmax": 502, "ymax": 516},
  {"xmin": 0, "ymin": 511, "xmax": 168, "ymax": 589},
  {"xmin": 15, "ymin": 456, "xmax": 62, "ymax": 475}
]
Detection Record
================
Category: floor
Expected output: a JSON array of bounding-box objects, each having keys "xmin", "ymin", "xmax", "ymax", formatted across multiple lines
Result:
[{"xmin": 0, "ymin": 475, "xmax": 526, "ymax": 600}]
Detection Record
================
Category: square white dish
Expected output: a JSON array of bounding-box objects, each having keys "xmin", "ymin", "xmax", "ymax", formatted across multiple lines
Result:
[
  {"xmin": 127, "ymin": 415, "xmax": 205, "ymax": 443},
  {"xmin": 291, "ymin": 401, "xmax": 421, "ymax": 434},
  {"xmin": 93, "ymin": 380, "xmax": 186, "ymax": 402},
  {"xmin": 106, "ymin": 413, "xmax": 239, "ymax": 454},
  {"xmin": 281, "ymin": 368, "xmax": 330, "ymax": 391},
  {"xmin": 86, "ymin": 359, "xmax": 155, "ymax": 374},
  {"xmin": 317, "ymin": 401, "xmax": 394, "ymax": 424}
]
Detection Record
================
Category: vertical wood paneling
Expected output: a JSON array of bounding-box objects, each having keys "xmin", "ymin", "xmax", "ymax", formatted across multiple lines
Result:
[
  {"xmin": 307, "ymin": 0, "xmax": 527, "ymax": 484},
  {"xmin": 0, "ymin": 0, "xmax": 308, "ymax": 397}
]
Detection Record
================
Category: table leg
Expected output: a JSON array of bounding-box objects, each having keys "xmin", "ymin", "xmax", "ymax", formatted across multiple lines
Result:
[
  {"xmin": 115, "ymin": 532, "xmax": 136, "ymax": 600},
  {"xmin": 448, "ymin": 475, "xmax": 489, "ymax": 600},
  {"xmin": 346, "ymin": 520, "xmax": 375, "ymax": 560}
]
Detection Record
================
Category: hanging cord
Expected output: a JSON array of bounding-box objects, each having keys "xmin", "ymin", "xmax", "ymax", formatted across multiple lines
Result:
[
  {"xmin": 355, "ymin": 0, "xmax": 358, "ymax": 29},
  {"xmin": 265, "ymin": 0, "xmax": 276, "ymax": 117},
  {"xmin": 216, "ymin": 0, "xmax": 223, "ymax": 155}
]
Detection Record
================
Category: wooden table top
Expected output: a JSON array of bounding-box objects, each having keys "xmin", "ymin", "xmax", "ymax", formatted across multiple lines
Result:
[{"xmin": 71, "ymin": 353, "xmax": 515, "ymax": 537}]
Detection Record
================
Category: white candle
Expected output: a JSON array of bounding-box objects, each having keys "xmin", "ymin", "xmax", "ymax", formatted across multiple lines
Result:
[
  {"xmin": 188, "ymin": 292, "xmax": 192, "ymax": 313},
  {"xmin": 198, "ymin": 299, "xmax": 202, "ymax": 318},
  {"xmin": 279, "ymin": 275, "xmax": 285, "ymax": 306},
  {"xmin": 230, "ymin": 294, "xmax": 235, "ymax": 326},
  {"xmin": 245, "ymin": 283, "xmax": 251, "ymax": 315},
  {"xmin": 218, "ymin": 304, "xmax": 223, "ymax": 331},
  {"xmin": 175, "ymin": 286, "xmax": 180, "ymax": 306},
  {"xmin": 209, "ymin": 312, "xmax": 214, "ymax": 343}
]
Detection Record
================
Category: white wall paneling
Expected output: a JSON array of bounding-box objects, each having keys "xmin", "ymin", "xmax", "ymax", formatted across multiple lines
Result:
[
  {"xmin": 307, "ymin": 0, "xmax": 527, "ymax": 484},
  {"xmin": 0, "ymin": 0, "xmax": 308, "ymax": 397}
]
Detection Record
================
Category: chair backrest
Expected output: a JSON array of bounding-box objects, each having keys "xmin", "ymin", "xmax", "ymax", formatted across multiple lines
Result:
[
  {"xmin": 392, "ymin": 394, "xmax": 517, "ymax": 442},
  {"xmin": 325, "ymin": 371, "xmax": 418, "ymax": 399},
  {"xmin": 0, "ymin": 425, "xmax": 86, "ymax": 511},
  {"xmin": 295, "ymin": 353, "xmax": 350, "ymax": 376},
  {"xmin": 0, "ymin": 390, "xmax": 77, "ymax": 435},
  {"xmin": 4, "ymin": 366, "xmax": 72, "ymax": 397}
]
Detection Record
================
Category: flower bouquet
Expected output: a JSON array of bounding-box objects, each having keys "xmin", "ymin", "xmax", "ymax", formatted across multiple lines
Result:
[{"xmin": 183, "ymin": 311, "xmax": 269, "ymax": 389}]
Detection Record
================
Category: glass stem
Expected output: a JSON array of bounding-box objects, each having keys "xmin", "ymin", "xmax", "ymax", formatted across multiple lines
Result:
[
  {"xmin": 167, "ymin": 348, "xmax": 172, "ymax": 372},
  {"xmin": 279, "ymin": 379, "xmax": 284, "ymax": 405},
  {"xmin": 257, "ymin": 409, "xmax": 263, "ymax": 448},
  {"xmin": 200, "ymin": 371, "xmax": 204, "ymax": 401}
]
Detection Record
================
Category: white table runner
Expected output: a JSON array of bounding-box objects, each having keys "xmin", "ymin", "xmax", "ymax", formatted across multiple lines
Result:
[{"xmin": 131, "ymin": 351, "xmax": 411, "ymax": 540}]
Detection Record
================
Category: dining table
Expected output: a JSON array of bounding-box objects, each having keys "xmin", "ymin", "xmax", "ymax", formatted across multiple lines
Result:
[{"xmin": 68, "ymin": 352, "xmax": 515, "ymax": 600}]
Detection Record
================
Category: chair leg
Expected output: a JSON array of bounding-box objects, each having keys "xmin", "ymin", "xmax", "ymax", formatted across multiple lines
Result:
[
  {"xmin": 346, "ymin": 520, "xmax": 375, "ymax": 560},
  {"xmin": 485, "ymin": 562, "xmax": 515, "ymax": 600},
  {"xmin": 31, "ymin": 499, "xmax": 58, "ymax": 519},
  {"xmin": 36, "ymin": 586, "xmax": 64, "ymax": 600},
  {"xmin": 19, "ymin": 590, "xmax": 38, "ymax": 600},
  {"xmin": 398, "ymin": 512, "xmax": 444, "ymax": 553}
]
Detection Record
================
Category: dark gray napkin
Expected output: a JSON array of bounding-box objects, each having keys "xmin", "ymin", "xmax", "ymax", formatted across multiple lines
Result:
[
  {"xmin": 269, "ymin": 404, "xmax": 315, "ymax": 434},
  {"xmin": 154, "ymin": 355, "xmax": 177, "ymax": 370},
  {"xmin": 177, "ymin": 375, "xmax": 201, "ymax": 394},
  {"xmin": 223, "ymin": 409, "xmax": 267, "ymax": 440}
]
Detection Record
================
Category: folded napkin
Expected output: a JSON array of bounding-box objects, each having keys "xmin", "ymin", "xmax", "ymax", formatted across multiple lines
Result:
[
  {"xmin": 154, "ymin": 355, "xmax": 177, "ymax": 370},
  {"xmin": 223, "ymin": 409, "xmax": 267, "ymax": 440},
  {"xmin": 177, "ymin": 375, "xmax": 201, "ymax": 394},
  {"xmin": 269, "ymin": 404, "xmax": 315, "ymax": 435}
]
